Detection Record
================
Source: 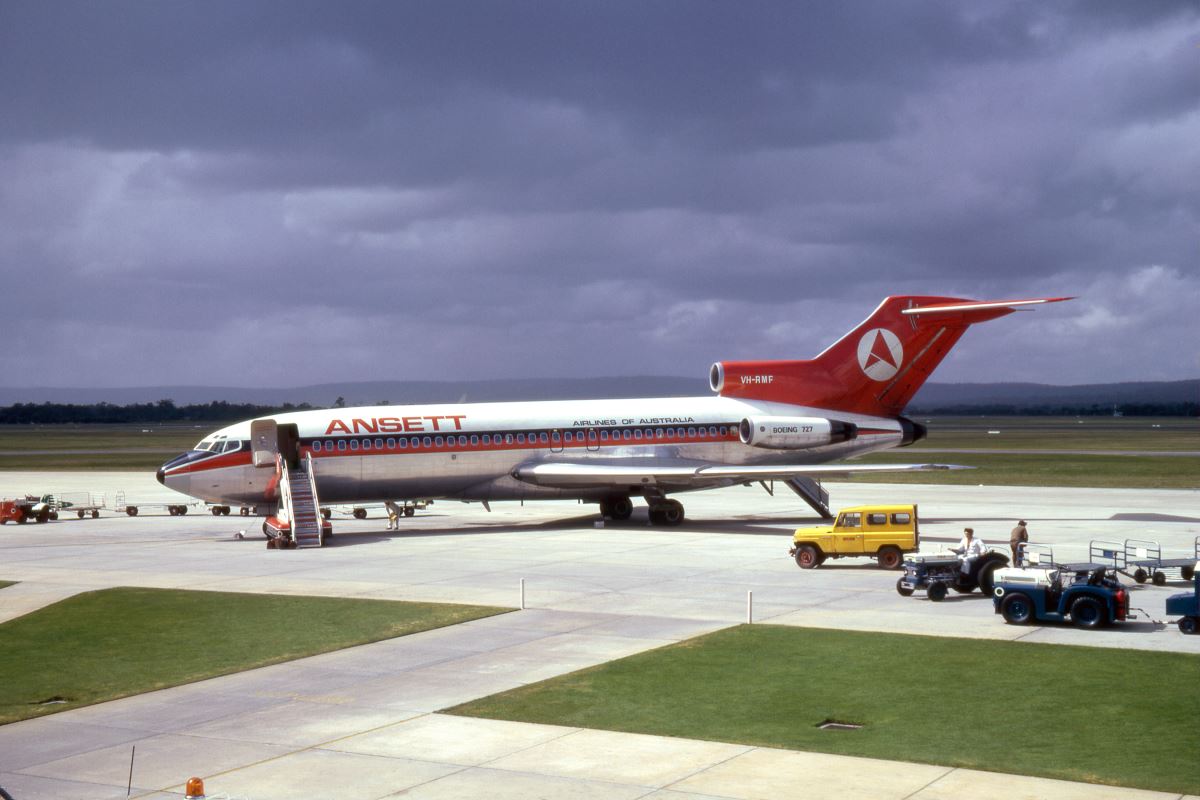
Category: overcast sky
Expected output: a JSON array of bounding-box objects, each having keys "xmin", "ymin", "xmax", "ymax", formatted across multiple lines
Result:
[{"xmin": 1, "ymin": 1, "xmax": 1197, "ymax": 391}]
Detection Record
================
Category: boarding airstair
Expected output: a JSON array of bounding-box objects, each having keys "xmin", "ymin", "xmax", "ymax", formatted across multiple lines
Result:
[{"xmin": 278, "ymin": 454, "xmax": 325, "ymax": 548}]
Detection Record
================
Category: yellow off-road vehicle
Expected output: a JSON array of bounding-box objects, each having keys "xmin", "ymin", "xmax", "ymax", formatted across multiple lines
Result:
[{"xmin": 790, "ymin": 504, "xmax": 918, "ymax": 570}]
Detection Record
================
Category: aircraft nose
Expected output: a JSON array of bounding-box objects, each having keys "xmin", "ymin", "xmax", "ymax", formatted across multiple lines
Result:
[{"xmin": 156, "ymin": 466, "xmax": 165, "ymax": 485}]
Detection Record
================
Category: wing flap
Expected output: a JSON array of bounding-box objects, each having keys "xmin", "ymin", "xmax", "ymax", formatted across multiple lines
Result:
[{"xmin": 513, "ymin": 460, "xmax": 971, "ymax": 489}]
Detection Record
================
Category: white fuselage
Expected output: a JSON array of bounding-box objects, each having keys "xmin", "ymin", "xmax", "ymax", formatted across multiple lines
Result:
[{"xmin": 158, "ymin": 395, "xmax": 906, "ymax": 507}]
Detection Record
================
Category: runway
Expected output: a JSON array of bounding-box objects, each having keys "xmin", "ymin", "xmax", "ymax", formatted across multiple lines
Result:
[{"xmin": 1, "ymin": 472, "xmax": 1198, "ymax": 798}]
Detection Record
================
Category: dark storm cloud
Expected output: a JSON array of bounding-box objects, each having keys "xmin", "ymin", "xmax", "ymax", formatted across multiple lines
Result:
[{"xmin": 0, "ymin": 1, "xmax": 1197, "ymax": 387}]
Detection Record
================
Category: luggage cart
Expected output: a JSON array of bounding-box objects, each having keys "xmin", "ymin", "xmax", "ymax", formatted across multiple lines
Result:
[
  {"xmin": 112, "ymin": 490, "xmax": 198, "ymax": 517},
  {"xmin": 1123, "ymin": 538, "xmax": 1198, "ymax": 585},
  {"xmin": 1021, "ymin": 541, "xmax": 1126, "ymax": 578}
]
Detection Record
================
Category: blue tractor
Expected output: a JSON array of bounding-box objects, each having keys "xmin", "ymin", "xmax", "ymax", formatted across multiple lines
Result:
[
  {"xmin": 1165, "ymin": 562, "xmax": 1200, "ymax": 634},
  {"xmin": 992, "ymin": 564, "xmax": 1130, "ymax": 629}
]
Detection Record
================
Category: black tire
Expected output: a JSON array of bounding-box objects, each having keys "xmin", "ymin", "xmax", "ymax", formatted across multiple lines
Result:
[
  {"xmin": 1071, "ymin": 596, "xmax": 1107, "ymax": 629},
  {"xmin": 212, "ymin": 507, "xmax": 222, "ymax": 516},
  {"xmin": 1182, "ymin": 565, "xmax": 1195, "ymax": 581},
  {"xmin": 1001, "ymin": 592, "xmax": 1034, "ymax": 624},
  {"xmin": 78, "ymin": 510, "xmax": 86, "ymax": 519},
  {"xmin": 876, "ymin": 546, "xmax": 903, "ymax": 570},
  {"xmin": 353, "ymin": 508, "xmax": 367, "ymax": 520},
  {"xmin": 661, "ymin": 500, "xmax": 684, "ymax": 526},
  {"xmin": 1178, "ymin": 617, "xmax": 1198, "ymax": 635},
  {"xmin": 952, "ymin": 584, "xmax": 974, "ymax": 594},
  {"xmin": 602, "ymin": 496, "xmax": 633, "ymax": 520},
  {"xmin": 927, "ymin": 582, "xmax": 948, "ymax": 602},
  {"xmin": 91, "ymin": 510, "xmax": 98, "ymax": 518},
  {"xmin": 127, "ymin": 506, "xmax": 138, "ymax": 516},
  {"xmin": 49, "ymin": 511, "xmax": 58, "ymax": 520},
  {"xmin": 404, "ymin": 506, "xmax": 415, "ymax": 517},
  {"xmin": 16, "ymin": 514, "xmax": 27, "ymax": 524},
  {"xmin": 977, "ymin": 562, "xmax": 1000, "ymax": 597},
  {"xmin": 1133, "ymin": 568, "xmax": 1148, "ymax": 584},
  {"xmin": 36, "ymin": 510, "xmax": 50, "ymax": 523},
  {"xmin": 648, "ymin": 507, "xmax": 666, "ymax": 526},
  {"xmin": 179, "ymin": 506, "xmax": 188, "ymax": 516},
  {"xmin": 1152, "ymin": 571, "xmax": 1166, "ymax": 586},
  {"xmin": 896, "ymin": 578, "xmax": 914, "ymax": 597},
  {"xmin": 794, "ymin": 544, "xmax": 821, "ymax": 569},
  {"xmin": 167, "ymin": 506, "xmax": 177, "ymax": 516}
]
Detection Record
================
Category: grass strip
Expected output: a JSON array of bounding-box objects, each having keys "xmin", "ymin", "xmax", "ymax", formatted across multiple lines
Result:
[
  {"xmin": 0, "ymin": 587, "xmax": 508, "ymax": 725},
  {"xmin": 448, "ymin": 624, "xmax": 1200, "ymax": 795},
  {"xmin": 0, "ymin": 581, "xmax": 14, "ymax": 590},
  {"xmin": 849, "ymin": 450, "xmax": 1198, "ymax": 489}
]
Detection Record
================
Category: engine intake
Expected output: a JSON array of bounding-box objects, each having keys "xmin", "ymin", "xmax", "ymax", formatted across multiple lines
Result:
[{"xmin": 739, "ymin": 416, "xmax": 858, "ymax": 450}]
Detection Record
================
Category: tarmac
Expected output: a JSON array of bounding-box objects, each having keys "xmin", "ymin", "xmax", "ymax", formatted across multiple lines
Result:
[{"xmin": 1, "ymin": 470, "xmax": 1198, "ymax": 799}]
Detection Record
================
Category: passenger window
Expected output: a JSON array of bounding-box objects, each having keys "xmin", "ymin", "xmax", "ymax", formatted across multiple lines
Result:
[
  {"xmin": 363, "ymin": 439, "xmax": 372, "ymax": 450},
  {"xmin": 892, "ymin": 513, "xmax": 910, "ymax": 525},
  {"xmin": 867, "ymin": 513, "xmax": 887, "ymax": 525},
  {"xmin": 399, "ymin": 438, "xmax": 407, "ymax": 448},
  {"xmin": 634, "ymin": 430, "xmax": 643, "ymax": 440},
  {"xmin": 375, "ymin": 438, "xmax": 383, "ymax": 449},
  {"xmin": 505, "ymin": 434, "xmax": 513, "ymax": 444},
  {"xmin": 338, "ymin": 440, "xmax": 347, "ymax": 451},
  {"xmin": 539, "ymin": 432, "xmax": 548, "ymax": 443},
  {"xmin": 312, "ymin": 441, "xmax": 321, "ymax": 452},
  {"xmin": 423, "ymin": 436, "xmax": 432, "ymax": 447},
  {"xmin": 564, "ymin": 431, "xmax": 573, "ymax": 443},
  {"xmin": 720, "ymin": 426, "xmax": 728, "ymax": 436},
  {"xmin": 600, "ymin": 430, "xmax": 609, "ymax": 441},
  {"xmin": 350, "ymin": 440, "xmax": 359, "ymax": 451},
  {"xmin": 687, "ymin": 427, "xmax": 696, "ymax": 437},
  {"xmin": 588, "ymin": 430, "xmax": 597, "ymax": 441},
  {"xmin": 552, "ymin": 431, "xmax": 561, "ymax": 441},
  {"xmin": 446, "ymin": 436, "xmax": 455, "ymax": 447},
  {"xmin": 470, "ymin": 435, "xmax": 479, "ymax": 445},
  {"xmin": 482, "ymin": 434, "xmax": 490, "ymax": 445},
  {"xmin": 841, "ymin": 513, "xmax": 861, "ymax": 528},
  {"xmin": 435, "ymin": 436, "xmax": 444, "ymax": 447},
  {"xmin": 516, "ymin": 433, "xmax": 525, "ymax": 444}
]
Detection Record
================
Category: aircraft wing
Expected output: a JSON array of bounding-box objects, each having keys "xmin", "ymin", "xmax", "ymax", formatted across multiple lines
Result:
[{"xmin": 512, "ymin": 460, "xmax": 970, "ymax": 490}]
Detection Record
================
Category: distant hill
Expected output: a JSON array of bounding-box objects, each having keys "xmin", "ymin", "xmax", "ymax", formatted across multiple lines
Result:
[{"xmin": 0, "ymin": 377, "xmax": 1195, "ymax": 411}]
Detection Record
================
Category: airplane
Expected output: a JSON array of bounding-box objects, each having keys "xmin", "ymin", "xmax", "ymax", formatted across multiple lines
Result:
[{"xmin": 158, "ymin": 295, "xmax": 1069, "ymax": 536}]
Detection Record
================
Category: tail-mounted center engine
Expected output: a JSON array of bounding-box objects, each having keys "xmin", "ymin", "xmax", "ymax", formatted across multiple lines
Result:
[{"xmin": 739, "ymin": 416, "xmax": 858, "ymax": 450}]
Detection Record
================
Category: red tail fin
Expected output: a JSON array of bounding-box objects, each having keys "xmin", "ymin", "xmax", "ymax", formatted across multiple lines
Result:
[{"xmin": 710, "ymin": 296, "xmax": 1071, "ymax": 417}]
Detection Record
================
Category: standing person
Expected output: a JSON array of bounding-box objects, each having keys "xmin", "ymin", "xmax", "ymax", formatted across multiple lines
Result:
[
  {"xmin": 952, "ymin": 527, "xmax": 986, "ymax": 576},
  {"xmin": 1009, "ymin": 520, "xmax": 1029, "ymax": 565},
  {"xmin": 384, "ymin": 500, "xmax": 401, "ymax": 530}
]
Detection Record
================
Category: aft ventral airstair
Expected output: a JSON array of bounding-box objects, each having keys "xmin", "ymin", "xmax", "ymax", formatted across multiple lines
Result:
[{"xmin": 265, "ymin": 453, "xmax": 329, "ymax": 548}]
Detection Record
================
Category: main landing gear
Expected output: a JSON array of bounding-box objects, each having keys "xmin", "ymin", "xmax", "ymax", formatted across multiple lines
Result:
[{"xmin": 597, "ymin": 495, "xmax": 685, "ymax": 526}]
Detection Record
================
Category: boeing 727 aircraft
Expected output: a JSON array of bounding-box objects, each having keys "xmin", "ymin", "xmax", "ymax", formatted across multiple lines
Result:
[{"xmin": 158, "ymin": 295, "xmax": 1068, "ymax": 541}]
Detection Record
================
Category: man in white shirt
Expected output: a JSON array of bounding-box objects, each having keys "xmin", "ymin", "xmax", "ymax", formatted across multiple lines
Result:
[{"xmin": 952, "ymin": 527, "xmax": 986, "ymax": 575}]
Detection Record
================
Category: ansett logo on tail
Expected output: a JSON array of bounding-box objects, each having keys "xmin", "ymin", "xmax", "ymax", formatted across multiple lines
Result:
[{"xmin": 857, "ymin": 328, "xmax": 903, "ymax": 381}]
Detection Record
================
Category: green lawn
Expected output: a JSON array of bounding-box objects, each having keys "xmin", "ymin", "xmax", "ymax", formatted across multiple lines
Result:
[
  {"xmin": 448, "ymin": 625, "xmax": 1200, "ymax": 795},
  {"xmin": 850, "ymin": 450, "xmax": 1198, "ymax": 489},
  {"xmin": 0, "ymin": 587, "xmax": 508, "ymax": 724},
  {"xmin": 0, "ymin": 581, "xmax": 14, "ymax": 590}
]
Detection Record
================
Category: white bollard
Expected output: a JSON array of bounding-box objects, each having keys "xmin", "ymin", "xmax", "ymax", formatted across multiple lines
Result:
[
  {"xmin": 747, "ymin": 590, "xmax": 753, "ymax": 624},
  {"xmin": 520, "ymin": 577, "xmax": 526, "ymax": 610}
]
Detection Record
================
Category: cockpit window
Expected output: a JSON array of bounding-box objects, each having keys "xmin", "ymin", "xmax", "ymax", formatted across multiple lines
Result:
[{"xmin": 196, "ymin": 439, "xmax": 216, "ymax": 451}]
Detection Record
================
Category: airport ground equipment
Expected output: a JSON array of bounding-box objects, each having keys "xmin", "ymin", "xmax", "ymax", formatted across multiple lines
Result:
[
  {"xmin": 0, "ymin": 496, "xmax": 54, "ymax": 524},
  {"xmin": 992, "ymin": 564, "xmax": 1131, "ymax": 628},
  {"xmin": 40, "ymin": 492, "xmax": 104, "ymax": 519},
  {"xmin": 324, "ymin": 500, "xmax": 431, "ymax": 521},
  {"xmin": 896, "ymin": 547, "xmax": 1010, "ymax": 601},
  {"xmin": 1165, "ymin": 563, "xmax": 1200, "ymax": 634},
  {"xmin": 112, "ymin": 490, "xmax": 199, "ymax": 517},
  {"xmin": 262, "ymin": 453, "xmax": 331, "ymax": 549},
  {"xmin": 1123, "ymin": 538, "xmax": 1197, "ymax": 585},
  {"xmin": 791, "ymin": 504, "xmax": 919, "ymax": 570}
]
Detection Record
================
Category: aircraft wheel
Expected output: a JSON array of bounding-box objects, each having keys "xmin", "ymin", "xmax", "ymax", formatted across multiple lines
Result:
[
  {"xmin": 896, "ymin": 579, "xmax": 914, "ymax": 597},
  {"xmin": 1001, "ymin": 592, "xmax": 1033, "ymax": 624},
  {"xmin": 211, "ymin": 507, "xmax": 222, "ymax": 516},
  {"xmin": 659, "ymin": 500, "xmax": 684, "ymax": 526},
  {"xmin": 1152, "ymin": 571, "xmax": 1167, "ymax": 586},
  {"xmin": 179, "ymin": 506, "xmax": 188, "ymax": 516},
  {"xmin": 927, "ymin": 582, "xmax": 948, "ymax": 602},
  {"xmin": 91, "ymin": 510, "xmax": 98, "ymax": 518},
  {"xmin": 78, "ymin": 510, "xmax": 86, "ymax": 519},
  {"xmin": 600, "ymin": 496, "xmax": 633, "ymax": 520}
]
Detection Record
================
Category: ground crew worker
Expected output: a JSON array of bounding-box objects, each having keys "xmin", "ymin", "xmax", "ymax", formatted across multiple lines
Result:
[
  {"xmin": 1010, "ymin": 519, "xmax": 1029, "ymax": 565},
  {"xmin": 952, "ymin": 527, "xmax": 986, "ymax": 575},
  {"xmin": 384, "ymin": 500, "xmax": 402, "ymax": 530}
]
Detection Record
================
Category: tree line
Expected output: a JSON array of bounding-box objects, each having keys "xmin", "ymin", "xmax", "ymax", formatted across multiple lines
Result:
[
  {"xmin": 906, "ymin": 402, "xmax": 1198, "ymax": 417},
  {"xmin": 0, "ymin": 400, "xmax": 315, "ymax": 424}
]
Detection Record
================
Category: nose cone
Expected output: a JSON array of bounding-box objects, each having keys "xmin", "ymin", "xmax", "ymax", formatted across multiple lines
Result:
[{"xmin": 156, "ymin": 466, "xmax": 166, "ymax": 485}]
